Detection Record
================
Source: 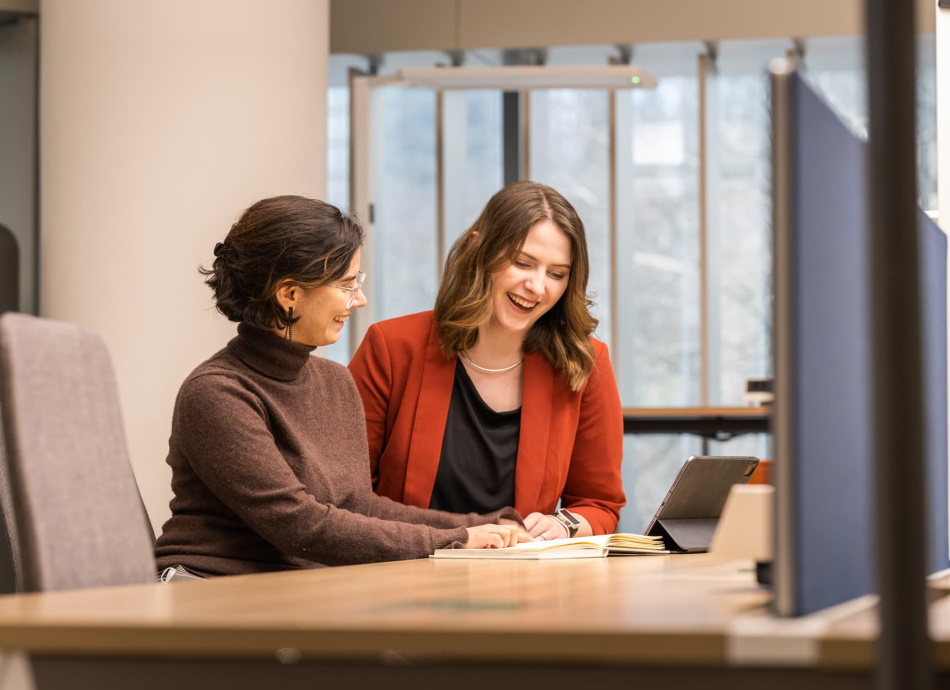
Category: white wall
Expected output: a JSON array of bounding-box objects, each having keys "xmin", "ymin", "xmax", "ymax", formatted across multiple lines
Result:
[
  {"xmin": 939, "ymin": 4, "xmax": 950, "ymax": 551},
  {"xmin": 941, "ymin": 6, "xmax": 950, "ymax": 223},
  {"xmin": 40, "ymin": 0, "xmax": 329, "ymax": 533},
  {"xmin": 936, "ymin": 2, "xmax": 950, "ymax": 567}
]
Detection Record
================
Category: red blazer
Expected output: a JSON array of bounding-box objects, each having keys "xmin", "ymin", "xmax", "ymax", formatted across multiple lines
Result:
[{"xmin": 348, "ymin": 311, "xmax": 625, "ymax": 534}]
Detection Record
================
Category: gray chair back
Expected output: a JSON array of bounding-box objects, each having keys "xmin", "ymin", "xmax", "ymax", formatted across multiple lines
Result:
[
  {"xmin": 0, "ymin": 313, "xmax": 155, "ymax": 592},
  {"xmin": 0, "ymin": 401, "xmax": 21, "ymax": 593},
  {"xmin": 0, "ymin": 225, "xmax": 17, "ymax": 314}
]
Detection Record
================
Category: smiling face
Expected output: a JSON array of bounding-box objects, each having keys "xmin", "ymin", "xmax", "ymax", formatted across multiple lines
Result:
[
  {"xmin": 487, "ymin": 220, "xmax": 572, "ymax": 340},
  {"xmin": 276, "ymin": 250, "xmax": 367, "ymax": 347}
]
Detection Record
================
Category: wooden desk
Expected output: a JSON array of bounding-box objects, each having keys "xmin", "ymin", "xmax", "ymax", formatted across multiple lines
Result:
[
  {"xmin": 813, "ymin": 587, "xmax": 950, "ymax": 671},
  {"xmin": 0, "ymin": 555, "xmax": 941, "ymax": 690},
  {"xmin": 0, "ymin": 555, "xmax": 766, "ymax": 663},
  {"xmin": 622, "ymin": 406, "xmax": 770, "ymax": 438}
]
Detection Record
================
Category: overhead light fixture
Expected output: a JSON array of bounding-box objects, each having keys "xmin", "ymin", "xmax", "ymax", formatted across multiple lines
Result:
[{"xmin": 389, "ymin": 65, "xmax": 656, "ymax": 91}]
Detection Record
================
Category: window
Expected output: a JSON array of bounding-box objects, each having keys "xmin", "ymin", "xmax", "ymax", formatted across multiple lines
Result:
[
  {"xmin": 324, "ymin": 84, "xmax": 351, "ymax": 363},
  {"xmin": 442, "ymin": 90, "xmax": 504, "ymax": 260},
  {"xmin": 327, "ymin": 35, "xmax": 938, "ymax": 529},
  {"xmin": 620, "ymin": 70, "xmax": 701, "ymax": 405},
  {"xmin": 530, "ymin": 88, "xmax": 611, "ymax": 347}
]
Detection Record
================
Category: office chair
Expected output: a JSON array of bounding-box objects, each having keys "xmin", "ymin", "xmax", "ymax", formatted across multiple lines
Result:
[
  {"xmin": 0, "ymin": 225, "xmax": 17, "ymax": 314},
  {"xmin": 0, "ymin": 403, "xmax": 21, "ymax": 593},
  {"xmin": 0, "ymin": 313, "xmax": 156, "ymax": 592}
]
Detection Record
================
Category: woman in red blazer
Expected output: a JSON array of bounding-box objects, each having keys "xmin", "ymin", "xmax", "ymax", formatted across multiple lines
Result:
[{"xmin": 349, "ymin": 182, "xmax": 625, "ymax": 539}]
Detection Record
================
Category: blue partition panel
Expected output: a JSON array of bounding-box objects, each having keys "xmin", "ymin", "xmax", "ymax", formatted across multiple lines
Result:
[
  {"xmin": 790, "ymin": 71, "xmax": 874, "ymax": 615},
  {"xmin": 919, "ymin": 209, "xmax": 948, "ymax": 575},
  {"xmin": 777, "ymin": 71, "xmax": 949, "ymax": 616}
]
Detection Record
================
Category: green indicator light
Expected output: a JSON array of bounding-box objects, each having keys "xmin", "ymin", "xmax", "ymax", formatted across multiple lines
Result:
[{"xmin": 631, "ymin": 76, "xmax": 641, "ymax": 84}]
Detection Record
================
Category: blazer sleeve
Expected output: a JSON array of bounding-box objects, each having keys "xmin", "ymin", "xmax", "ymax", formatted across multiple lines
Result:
[
  {"xmin": 559, "ymin": 343, "xmax": 626, "ymax": 534},
  {"xmin": 348, "ymin": 323, "xmax": 392, "ymax": 486}
]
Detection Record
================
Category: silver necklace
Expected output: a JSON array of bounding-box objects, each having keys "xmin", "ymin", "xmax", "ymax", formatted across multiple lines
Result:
[{"xmin": 458, "ymin": 351, "xmax": 524, "ymax": 374}]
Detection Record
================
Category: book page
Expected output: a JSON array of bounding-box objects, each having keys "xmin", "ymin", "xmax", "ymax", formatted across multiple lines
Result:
[{"xmin": 431, "ymin": 533, "xmax": 668, "ymax": 559}]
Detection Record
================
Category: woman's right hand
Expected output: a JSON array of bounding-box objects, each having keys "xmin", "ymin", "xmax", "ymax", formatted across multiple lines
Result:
[{"xmin": 463, "ymin": 523, "xmax": 530, "ymax": 549}]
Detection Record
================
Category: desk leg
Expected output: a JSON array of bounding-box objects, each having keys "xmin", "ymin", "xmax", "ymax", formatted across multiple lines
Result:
[{"xmin": 0, "ymin": 653, "xmax": 35, "ymax": 690}]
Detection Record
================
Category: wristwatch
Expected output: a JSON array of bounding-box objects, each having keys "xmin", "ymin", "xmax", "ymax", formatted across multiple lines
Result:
[{"xmin": 551, "ymin": 508, "xmax": 581, "ymax": 538}]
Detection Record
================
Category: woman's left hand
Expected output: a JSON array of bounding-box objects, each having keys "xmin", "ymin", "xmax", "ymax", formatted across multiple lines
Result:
[{"xmin": 523, "ymin": 512, "xmax": 569, "ymax": 541}]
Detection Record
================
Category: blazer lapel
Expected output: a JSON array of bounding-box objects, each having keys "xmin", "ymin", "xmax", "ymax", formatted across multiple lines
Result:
[
  {"xmin": 515, "ymin": 352, "xmax": 553, "ymax": 513},
  {"xmin": 403, "ymin": 324, "xmax": 456, "ymax": 507}
]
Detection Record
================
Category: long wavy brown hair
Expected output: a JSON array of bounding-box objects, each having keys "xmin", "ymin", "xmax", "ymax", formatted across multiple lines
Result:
[{"xmin": 434, "ymin": 181, "xmax": 597, "ymax": 391}]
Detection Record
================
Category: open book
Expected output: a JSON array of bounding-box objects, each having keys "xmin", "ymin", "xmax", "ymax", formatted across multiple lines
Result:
[{"xmin": 431, "ymin": 533, "xmax": 669, "ymax": 560}]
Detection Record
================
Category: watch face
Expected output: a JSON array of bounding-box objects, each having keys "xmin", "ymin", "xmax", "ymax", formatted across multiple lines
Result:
[{"xmin": 559, "ymin": 509, "xmax": 580, "ymax": 525}]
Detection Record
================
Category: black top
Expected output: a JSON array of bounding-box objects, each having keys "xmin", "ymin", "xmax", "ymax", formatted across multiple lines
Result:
[{"xmin": 429, "ymin": 360, "xmax": 521, "ymax": 514}]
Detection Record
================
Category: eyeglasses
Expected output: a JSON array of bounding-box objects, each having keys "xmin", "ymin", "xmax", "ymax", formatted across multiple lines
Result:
[{"xmin": 329, "ymin": 271, "xmax": 366, "ymax": 308}]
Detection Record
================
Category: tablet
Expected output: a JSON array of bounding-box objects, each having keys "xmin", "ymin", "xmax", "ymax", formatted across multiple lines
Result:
[{"xmin": 644, "ymin": 455, "xmax": 759, "ymax": 552}]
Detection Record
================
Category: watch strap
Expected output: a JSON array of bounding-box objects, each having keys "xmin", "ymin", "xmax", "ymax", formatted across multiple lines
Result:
[{"xmin": 552, "ymin": 508, "xmax": 580, "ymax": 538}]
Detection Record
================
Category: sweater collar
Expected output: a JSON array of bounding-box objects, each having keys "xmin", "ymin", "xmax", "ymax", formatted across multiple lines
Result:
[{"xmin": 227, "ymin": 322, "xmax": 317, "ymax": 381}]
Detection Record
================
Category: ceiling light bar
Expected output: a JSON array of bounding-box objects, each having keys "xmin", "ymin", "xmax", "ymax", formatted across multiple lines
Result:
[{"xmin": 393, "ymin": 65, "xmax": 657, "ymax": 91}]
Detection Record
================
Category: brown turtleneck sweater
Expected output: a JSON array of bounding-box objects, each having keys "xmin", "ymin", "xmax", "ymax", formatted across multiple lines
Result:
[{"xmin": 155, "ymin": 323, "xmax": 518, "ymax": 576}]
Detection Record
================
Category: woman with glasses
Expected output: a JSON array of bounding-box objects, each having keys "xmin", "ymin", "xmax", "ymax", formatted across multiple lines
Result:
[
  {"xmin": 155, "ymin": 195, "xmax": 525, "ymax": 579},
  {"xmin": 349, "ymin": 182, "xmax": 625, "ymax": 541}
]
